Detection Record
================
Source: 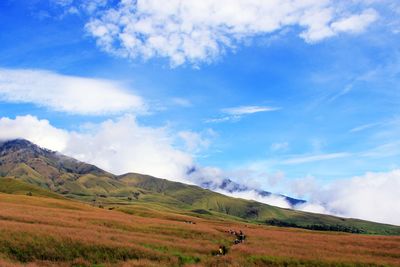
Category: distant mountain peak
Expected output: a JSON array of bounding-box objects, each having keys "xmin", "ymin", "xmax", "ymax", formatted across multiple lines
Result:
[
  {"xmin": 0, "ymin": 138, "xmax": 46, "ymax": 151},
  {"xmin": 0, "ymin": 138, "xmax": 110, "ymax": 183},
  {"xmin": 0, "ymin": 139, "xmax": 55, "ymax": 160},
  {"xmin": 201, "ymin": 177, "xmax": 305, "ymax": 206}
]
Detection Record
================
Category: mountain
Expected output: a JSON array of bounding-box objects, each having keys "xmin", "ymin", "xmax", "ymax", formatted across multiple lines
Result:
[
  {"xmin": 0, "ymin": 139, "xmax": 120, "ymax": 197},
  {"xmin": 1, "ymin": 138, "xmax": 399, "ymax": 235},
  {"xmin": 201, "ymin": 178, "xmax": 306, "ymax": 206}
]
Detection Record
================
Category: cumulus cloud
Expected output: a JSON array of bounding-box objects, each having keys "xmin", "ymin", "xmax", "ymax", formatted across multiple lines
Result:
[
  {"xmin": 0, "ymin": 115, "xmax": 69, "ymax": 151},
  {"xmin": 331, "ymin": 9, "xmax": 378, "ymax": 34},
  {"xmin": 318, "ymin": 170, "xmax": 400, "ymax": 225},
  {"xmin": 0, "ymin": 115, "xmax": 193, "ymax": 181},
  {"xmin": 0, "ymin": 68, "xmax": 145, "ymax": 115},
  {"xmin": 292, "ymin": 170, "xmax": 400, "ymax": 225},
  {"xmin": 65, "ymin": 115, "xmax": 194, "ymax": 179},
  {"xmin": 83, "ymin": 0, "xmax": 378, "ymax": 66}
]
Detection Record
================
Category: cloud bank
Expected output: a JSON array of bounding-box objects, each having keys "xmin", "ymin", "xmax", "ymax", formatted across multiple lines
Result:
[
  {"xmin": 216, "ymin": 189, "xmax": 292, "ymax": 209},
  {"xmin": 83, "ymin": 0, "xmax": 378, "ymax": 66},
  {"xmin": 1, "ymin": 115, "xmax": 399, "ymax": 225},
  {"xmin": 0, "ymin": 68, "xmax": 144, "ymax": 115},
  {"xmin": 298, "ymin": 170, "xmax": 400, "ymax": 225}
]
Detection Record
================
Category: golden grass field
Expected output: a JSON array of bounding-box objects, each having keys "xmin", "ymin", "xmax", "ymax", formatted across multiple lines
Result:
[{"xmin": 0, "ymin": 193, "xmax": 399, "ymax": 267}]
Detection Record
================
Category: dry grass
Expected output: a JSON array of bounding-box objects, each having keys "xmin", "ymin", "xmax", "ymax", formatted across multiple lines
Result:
[{"xmin": 0, "ymin": 193, "xmax": 399, "ymax": 266}]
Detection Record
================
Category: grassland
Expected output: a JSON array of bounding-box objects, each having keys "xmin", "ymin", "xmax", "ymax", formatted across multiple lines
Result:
[
  {"xmin": 2, "ymin": 139, "xmax": 400, "ymax": 236},
  {"xmin": 0, "ymin": 191, "xmax": 399, "ymax": 267}
]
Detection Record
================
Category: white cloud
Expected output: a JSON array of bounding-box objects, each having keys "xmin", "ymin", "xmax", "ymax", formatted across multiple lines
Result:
[
  {"xmin": 0, "ymin": 68, "xmax": 145, "ymax": 115},
  {"xmin": 283, "ymin": 152, "xmax": 351, "ymax": 164},
  {"xmin": 222, "ymin": 105, "xmax": 279, "ymax": 115},
  {"xmin": 192, "ymin": 163, "xmax": 400, "ymax": 225},
  {"xmin": 267, "ymin": 171, "xmax": 285, "ymax": 187},
  {"xmin": 205, "ymin": 116, "xmax": 241, "ymax": 124},
  {"xmin": 216, "ymin": 189, "xmax": 292, "ymax": 209},
  {"xmin": 178, "ymin": 129, "xmax": 215, "ymax": 154},
  {"xmin": 53, "ymin": 0, "xmax": 108, "ymax": 14},
  {"xmin": 360, "ymin": 142, "xmax": 400, "ymax": 158},
  {"xmin": 331, "ymin": 9, "xmax": 378, "ymax": 34},
  {"xmin": 81, "ymin": 0, "xmax": 108, "ymax": 14},
  {"xmin": 350, "ymin": 122, "xmax": 380, "ymax": 133},
  {"xmin": 295, "ymin": 170, "xmax": 400, "ymax": 225},
  {"xmin": 53, "ymin": 0, "xmax": 74, "ymax": 6},
  {"xmin": 290, "ymin": 175, "xmax": 317, "ymax": 198},
  {"xmin": 295, "ymin": 202, "xmax": 331, "ymax": 214},
  {"xmin": 171, "ymin": 97, "xmax": 192, "ymax": 107},
  {"xmin": 83, "ymin": 0, "xmax": 378, "ymax": 66},
  {"xmin": 206, "ymin": 105, "xmax": 279, "ymax": 123},
  {"xmin": 65, "ymin": 115, "xmax": 194, "ymax": 179},
  {"xmin": 0, "ymin": 115, "xmax": 194, "ymax": 182},
  {"xmin": 0, "ymin": 115, "xmax": 69, "ymax": 151}
]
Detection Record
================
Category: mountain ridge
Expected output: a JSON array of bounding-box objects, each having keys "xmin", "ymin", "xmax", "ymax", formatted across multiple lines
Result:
[{"xmin": 1, "ymin": 138, "xmax": 399, "ymax": 235}]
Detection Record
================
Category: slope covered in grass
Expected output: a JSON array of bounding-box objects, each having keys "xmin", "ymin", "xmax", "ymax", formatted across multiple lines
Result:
[
  {"xmin": 119, "ymin": 173, "xmax": 400, "ymax": 235},
  {"xmin": 1, "ymin": 139, "xmax": 400, "ymax": 235},
  {"xmin": 0, "ymin": 193, "xmax": 399, "ymax": 267},
  {"xmin": 0, "ymin": 178, "xmax": 64, "ymax": 199}
]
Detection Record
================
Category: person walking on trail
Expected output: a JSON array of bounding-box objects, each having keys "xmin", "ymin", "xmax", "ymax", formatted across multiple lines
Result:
[{"xmin": 239, "ymin": 230, "xmax": 246, "ymax": 242}]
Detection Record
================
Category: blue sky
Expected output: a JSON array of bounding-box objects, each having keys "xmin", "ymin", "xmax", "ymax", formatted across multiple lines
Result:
[{"xmin": 1, "ymin": 0, "xmax": 400, "ymax": 223}]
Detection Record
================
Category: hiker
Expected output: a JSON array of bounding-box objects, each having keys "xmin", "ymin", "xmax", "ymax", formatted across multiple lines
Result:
[
  {"xmin": 233, "ymin": 230, "xmax": 246, "ymax": 244},
  {"xmin": 239, "ymin": 230, "xmax": 246, "ymax": 242},
  {"xmin": 218, "ymin": 245, "xmax": 227, "ymax": 256}
]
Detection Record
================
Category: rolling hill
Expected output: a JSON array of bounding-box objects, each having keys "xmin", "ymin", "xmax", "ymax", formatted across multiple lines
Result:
[
  {"xmin": 1, "ymin": 192, "xmax": 399, "ymax": 267},
  {"xmin": 1, "ymin": 138, "xmax": 399, "ymax": 235}
]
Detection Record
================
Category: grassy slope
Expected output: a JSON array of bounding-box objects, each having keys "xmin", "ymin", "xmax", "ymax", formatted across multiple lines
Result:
[
  {"xmin": 0, "ymin": 192, "xmax": 399, "ymax": 267},
  {"xmin": 0, "ymin": 178, "xmax": 64, "ymax": 199},
  {"xmin": 118, "ymin": 173, "xmax": 400, "ymax": 235},
  {"xmin": 2, "ymin": 160, "xmax": 400, "ymax": 236},
  {"xmin": 1, "ymin": 139, "xmax": 399, "ymax": 236}
]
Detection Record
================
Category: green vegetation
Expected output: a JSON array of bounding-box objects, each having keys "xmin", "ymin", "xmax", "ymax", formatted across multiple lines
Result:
[
  {"xmin": 0, "ymin": 191, "xmax": 399, "ymax": 267},
  {"xmin": 1, "ymin": 139, "xmax": 400, "ymax": 236},
  {"xmin": 0, "ymin": 230, "xmax": 163, "ymax": 264},
  {"xmin": 0, "ymin": 178, "xmax": 64, "ymax": 199}
]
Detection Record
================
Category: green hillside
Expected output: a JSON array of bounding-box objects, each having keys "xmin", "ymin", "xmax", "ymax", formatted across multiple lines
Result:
[
  {"xmin": 1, "ymin": 139, "xmax": 400, "ymax": 235},
  {"xmin": 0, "ymin": 178, "xmax": 64, "ymax": 199},
  {"xmin": 118, "ymin": 173, "xmax": 400, "ymax": 235}
]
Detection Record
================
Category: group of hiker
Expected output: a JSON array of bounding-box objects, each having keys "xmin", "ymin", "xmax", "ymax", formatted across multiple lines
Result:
[
  {"xmin": 217, "ymin": 229, "xmax": 246, "ymax": 256},
  {"xmin": 229, "ymin": 229, "xmax": 246, "ymax": 244}
]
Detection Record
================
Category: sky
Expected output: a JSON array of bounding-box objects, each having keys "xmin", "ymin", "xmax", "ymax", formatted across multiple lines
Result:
[{"xmin": 0, "ymin": 0, "xmax": 400, "ymax": 225}]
